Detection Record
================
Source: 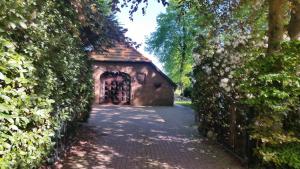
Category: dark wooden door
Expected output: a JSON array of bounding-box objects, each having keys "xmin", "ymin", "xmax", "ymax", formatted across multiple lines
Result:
[{"xmin": 101, "ymin": 72, "xmax": 131, "ymax": 105}]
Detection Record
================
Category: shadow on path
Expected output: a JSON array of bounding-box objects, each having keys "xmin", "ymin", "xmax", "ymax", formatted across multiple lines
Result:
[{"xmin": 57, "ymin": 105, "xmax": 245, "ymax": 169}]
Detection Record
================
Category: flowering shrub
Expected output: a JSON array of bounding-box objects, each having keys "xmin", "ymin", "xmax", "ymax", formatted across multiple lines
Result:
[
  {"xmin": 192, "ymin": 36, "xmax": 250, "ymax": 152},
  {"xmin": 192, "ymin": 36, "xmax": 300, "ymax": 168}
]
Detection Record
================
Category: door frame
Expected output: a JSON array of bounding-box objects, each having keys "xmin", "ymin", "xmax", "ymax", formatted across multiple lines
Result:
[{"xmin": 99, "ymin": 71, "xmax": 131, "ymax": 105}]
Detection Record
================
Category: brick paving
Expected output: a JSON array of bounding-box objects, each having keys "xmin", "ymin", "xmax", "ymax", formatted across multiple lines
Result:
[{"xmin": 58, "ymin": 105, "xmax": 245, "ymax": 169}]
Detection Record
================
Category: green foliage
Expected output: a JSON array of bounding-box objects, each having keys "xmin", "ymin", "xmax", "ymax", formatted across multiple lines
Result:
[
  {"xmin": 187, "ymin": 0, "xmax": 300, "ymax": 168},
  {"xmin": 145, "ymin": 2, "xmax": 197, "ymax": 90},
  {"xmin": 258, "ymin": 143, "xmax": 300, "ymax": 169},
  {"xmin": 175, "ymin": 100, "xmax": 193, "ymax": 108},
  {"xmin": 183, "ymin": 86, "xmax": 192, "ymax": 98},
  {"xmin": 0, "ymin": 0, "xmax": 94, "ymax": 168},
  {"xmin": 0, "ymin": 38, "xmax": 54, "ymax": 168},
  {"xmin": 239, "ymin": 41, "xmax": 300, "ymax": 168}
]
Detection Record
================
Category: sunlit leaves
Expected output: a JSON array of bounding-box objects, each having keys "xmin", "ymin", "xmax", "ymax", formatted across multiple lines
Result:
[
  {"xmin": 0, "ymin": 0, "xmax": 93, "ymax": 168},
  {"xmin": 189, "ymin": 0, "xmax": 300, "ymax": 168},
  {"xmin": 146, "ymin": 2, "xmax": 196, "ymax": 90}
]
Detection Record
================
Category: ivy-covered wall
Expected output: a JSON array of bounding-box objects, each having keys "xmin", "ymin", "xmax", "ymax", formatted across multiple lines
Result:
[{"xmin": 0, "ymin": 0, "xmax": 93, "ymax": 168}]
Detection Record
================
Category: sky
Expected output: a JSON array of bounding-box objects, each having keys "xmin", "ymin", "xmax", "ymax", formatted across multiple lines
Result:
[{"xmin": 116, "ymin": 2, "xmax": 166, "ymax": 70}]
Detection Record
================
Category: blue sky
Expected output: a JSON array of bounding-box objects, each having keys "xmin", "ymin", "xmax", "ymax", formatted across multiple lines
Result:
[{"xmin": 116, "ymin": 2, "xmax": 166, "ymax": 70}]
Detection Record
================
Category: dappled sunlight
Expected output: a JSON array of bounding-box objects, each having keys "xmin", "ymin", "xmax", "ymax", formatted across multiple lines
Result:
[
  {"xmin": 127, "ymin": 114, "xmax": 151, "ymax": 120},
  {"xmin": 115, "ymin": 120, "xmax": 130, "ymax": 124},
  {"xmin": 146, "ymin": 159, "xmax": 184, "ymax": 169},
  {"xmin": 59, "ymin": 127, "xmax": 123, "ymax": 169},
  {"xmin": 126, "ymin": 138, "xmax": 154, "ymax": 146},
  {"xmin": 154, "ymin": 118, "xmax": 166, "ymax": 123},
  {"xmin": 59, "ymin": 105, "xmax": 244, "ymax": 169},
  {"xmin": 150, "ymin": 129, "xmax": 167, "ymax": 134},
  {"xmin": 148, "ymin": 135, "xmax": 202, "ymax": 144}
]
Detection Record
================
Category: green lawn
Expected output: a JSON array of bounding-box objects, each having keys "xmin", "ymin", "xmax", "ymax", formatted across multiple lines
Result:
[{"xmin": 175, "ymin": 100, "xmax": 193, "ymax": 108}]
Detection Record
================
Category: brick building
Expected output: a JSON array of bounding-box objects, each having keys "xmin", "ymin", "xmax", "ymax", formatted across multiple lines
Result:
[{"xmin": 90, "ymin": 43, "xmax": 176, "ymax": 106}]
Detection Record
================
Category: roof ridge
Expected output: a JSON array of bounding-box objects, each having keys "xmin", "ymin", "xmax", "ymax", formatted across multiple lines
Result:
[{"xmin": 90, "ymin": 42, "xmax": 151, "ymax": 62}]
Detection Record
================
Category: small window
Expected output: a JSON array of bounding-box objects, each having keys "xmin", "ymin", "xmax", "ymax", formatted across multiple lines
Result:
[
  {"xmin": 154, "ymin": 82, "xmax": 162, "ymax": 89},
  {"xmin": 137, "ymin": 73, "xmax": 146, "ymax": 84}
]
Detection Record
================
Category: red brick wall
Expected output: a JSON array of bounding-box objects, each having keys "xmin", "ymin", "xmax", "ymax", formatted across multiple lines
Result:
[{"xmin": 93, "ymin": 61, "xmax": 175, "ymax": 106}]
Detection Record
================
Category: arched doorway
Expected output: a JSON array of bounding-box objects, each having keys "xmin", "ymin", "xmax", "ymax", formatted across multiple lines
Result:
[{"xmin": 100, "ymin": 71, "xmax": 131, "ymax": 105}]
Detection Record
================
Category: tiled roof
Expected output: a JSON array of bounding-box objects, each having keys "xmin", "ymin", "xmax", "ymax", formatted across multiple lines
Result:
[
  {"xmin": 89, "ymin": 43, "xmax": 177, "ymax": 87},
  {"xmin": 89, "ymin": 43, "xmax": 151, "ymax": 62}
]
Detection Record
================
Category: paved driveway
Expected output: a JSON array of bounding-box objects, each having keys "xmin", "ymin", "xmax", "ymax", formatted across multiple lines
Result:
[{"xmin": 59, "ymin": 105, "xmax": 244, "ymax": 169}]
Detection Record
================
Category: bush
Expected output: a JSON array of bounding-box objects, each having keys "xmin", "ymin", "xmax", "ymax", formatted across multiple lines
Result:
[
  {"xmin": 0, "ymin": 38, "xmax": 55, "ymax": 168},
  {"xmin": 239, "ymin": 41, "xmax": 300, "ymax": 168},
  {"xmin": 193, "ymin": 40, "xmax": 300, "ymax": 168},
  {"xmin": 183, "ymin": 86, "xmax": 192, "ymax": 98},
  {"xmin": 0, "ymin": 0, "xmax": 93, "ymax": 168}
]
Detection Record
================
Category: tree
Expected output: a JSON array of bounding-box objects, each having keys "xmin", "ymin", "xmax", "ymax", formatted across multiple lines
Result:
[
  {"xmin": 145, "ymin": 2, "xmax": 197, "ymax": 93},
  {"xmin": 111, "ymin": 0, "xmax": 168, "ymax": 20}
]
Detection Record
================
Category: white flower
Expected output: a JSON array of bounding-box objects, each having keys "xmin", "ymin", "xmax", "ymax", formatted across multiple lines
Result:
[
  {"xmin": 213, "ymin": 62, "xmax": 219, "ymax": 67},
  {"xmin": 224, "ymin": 86, "xmax": 231, "ymax": 92},
  {"xmin": 225, "ymin": 67, "xmax": 230, "ymax": 72},
  {"xmin": 233, "ymin": 41, "xmax": 239, "ymax": 48},
  {"xmin": 246, "ymin": 94, "xmax": 254, "ymax": 98},
  {"xmin": 219, "ymin": 82, "xmax": 227, "ymax": 88},
  {"xmin": 221, "ymin": 78, "xmax": 229, "ymax": 84},
  {"xmin": 220, "ymin": 71, "xmax": 224, "ymax": 76},
  {"xmin": 219, "ymin": 78, "xmax": 230, "ymax": 89},
  {"xmin": 194, "ymin": 56, "xmax": 202, "ymax": 65},
  {"xmin": 202, "ymin": 66, "xmax": 212, "ymax": 75},
  {"xmin": 216, "ymin": 48, "xmax": 223, "ymax": 54},
  {"xmin": 193, "ymin": 53, "xmax": 200, "ymax": 59},
  {"xmin": 205, "ymin": 67, "xmax": 212, "ymax": 75}
]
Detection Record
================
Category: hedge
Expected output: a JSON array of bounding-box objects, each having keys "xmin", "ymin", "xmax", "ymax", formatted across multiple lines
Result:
[{"xmin": 0, "ymin": 0, "xmax": 93, "ymax": 168}]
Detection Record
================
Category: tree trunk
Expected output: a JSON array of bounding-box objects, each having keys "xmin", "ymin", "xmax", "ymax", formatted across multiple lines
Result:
[
  {"xmin": 288, "ymin": 0, "xmax": 300, "ymax": 40},
  {"xmin": 229, "ymin": 104, "xmax": 237, "ymax": 149},
  {"xmin": 179, "ymin": 39, "xmax": 186, "ymax": 95},
  {"xmin": 179, "ymin": 13, "xmax": 187, "ymax": 95},
  {"xmin": 267, "ymin": 0, "xmax": 287, "ymax": 54}
]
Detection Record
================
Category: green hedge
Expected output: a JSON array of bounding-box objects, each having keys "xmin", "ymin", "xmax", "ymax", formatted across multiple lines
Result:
[
  {"xmin": 239, "ymin": 41, "xmax": 300, "ymax": 168},
  {"xmin": 0, "ymin": 0, "xmax": 93, "ymax": 168},
  {"xmin": 0, "ymin": 38, "xmax": 55, "ymax": 168},
  {"xmin": 192, "ymin": 38, "xmax": 300, "ymax": 168}
]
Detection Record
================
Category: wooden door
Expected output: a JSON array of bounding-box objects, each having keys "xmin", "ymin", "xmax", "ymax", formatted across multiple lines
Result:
[{"xmin": 101, "ymin": 72, "xmax": 131, "ymax": 105}]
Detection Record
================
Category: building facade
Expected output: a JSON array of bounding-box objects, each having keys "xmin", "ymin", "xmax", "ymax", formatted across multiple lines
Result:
[{"xmin": 90, "ymin": 43, "xmax": 176, "ymax": 106}]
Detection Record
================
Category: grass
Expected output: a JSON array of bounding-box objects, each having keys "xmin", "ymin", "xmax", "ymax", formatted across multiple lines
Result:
[{"xmin": 175, "ymin": 100, "xmax": 193, "ymax": 108}]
